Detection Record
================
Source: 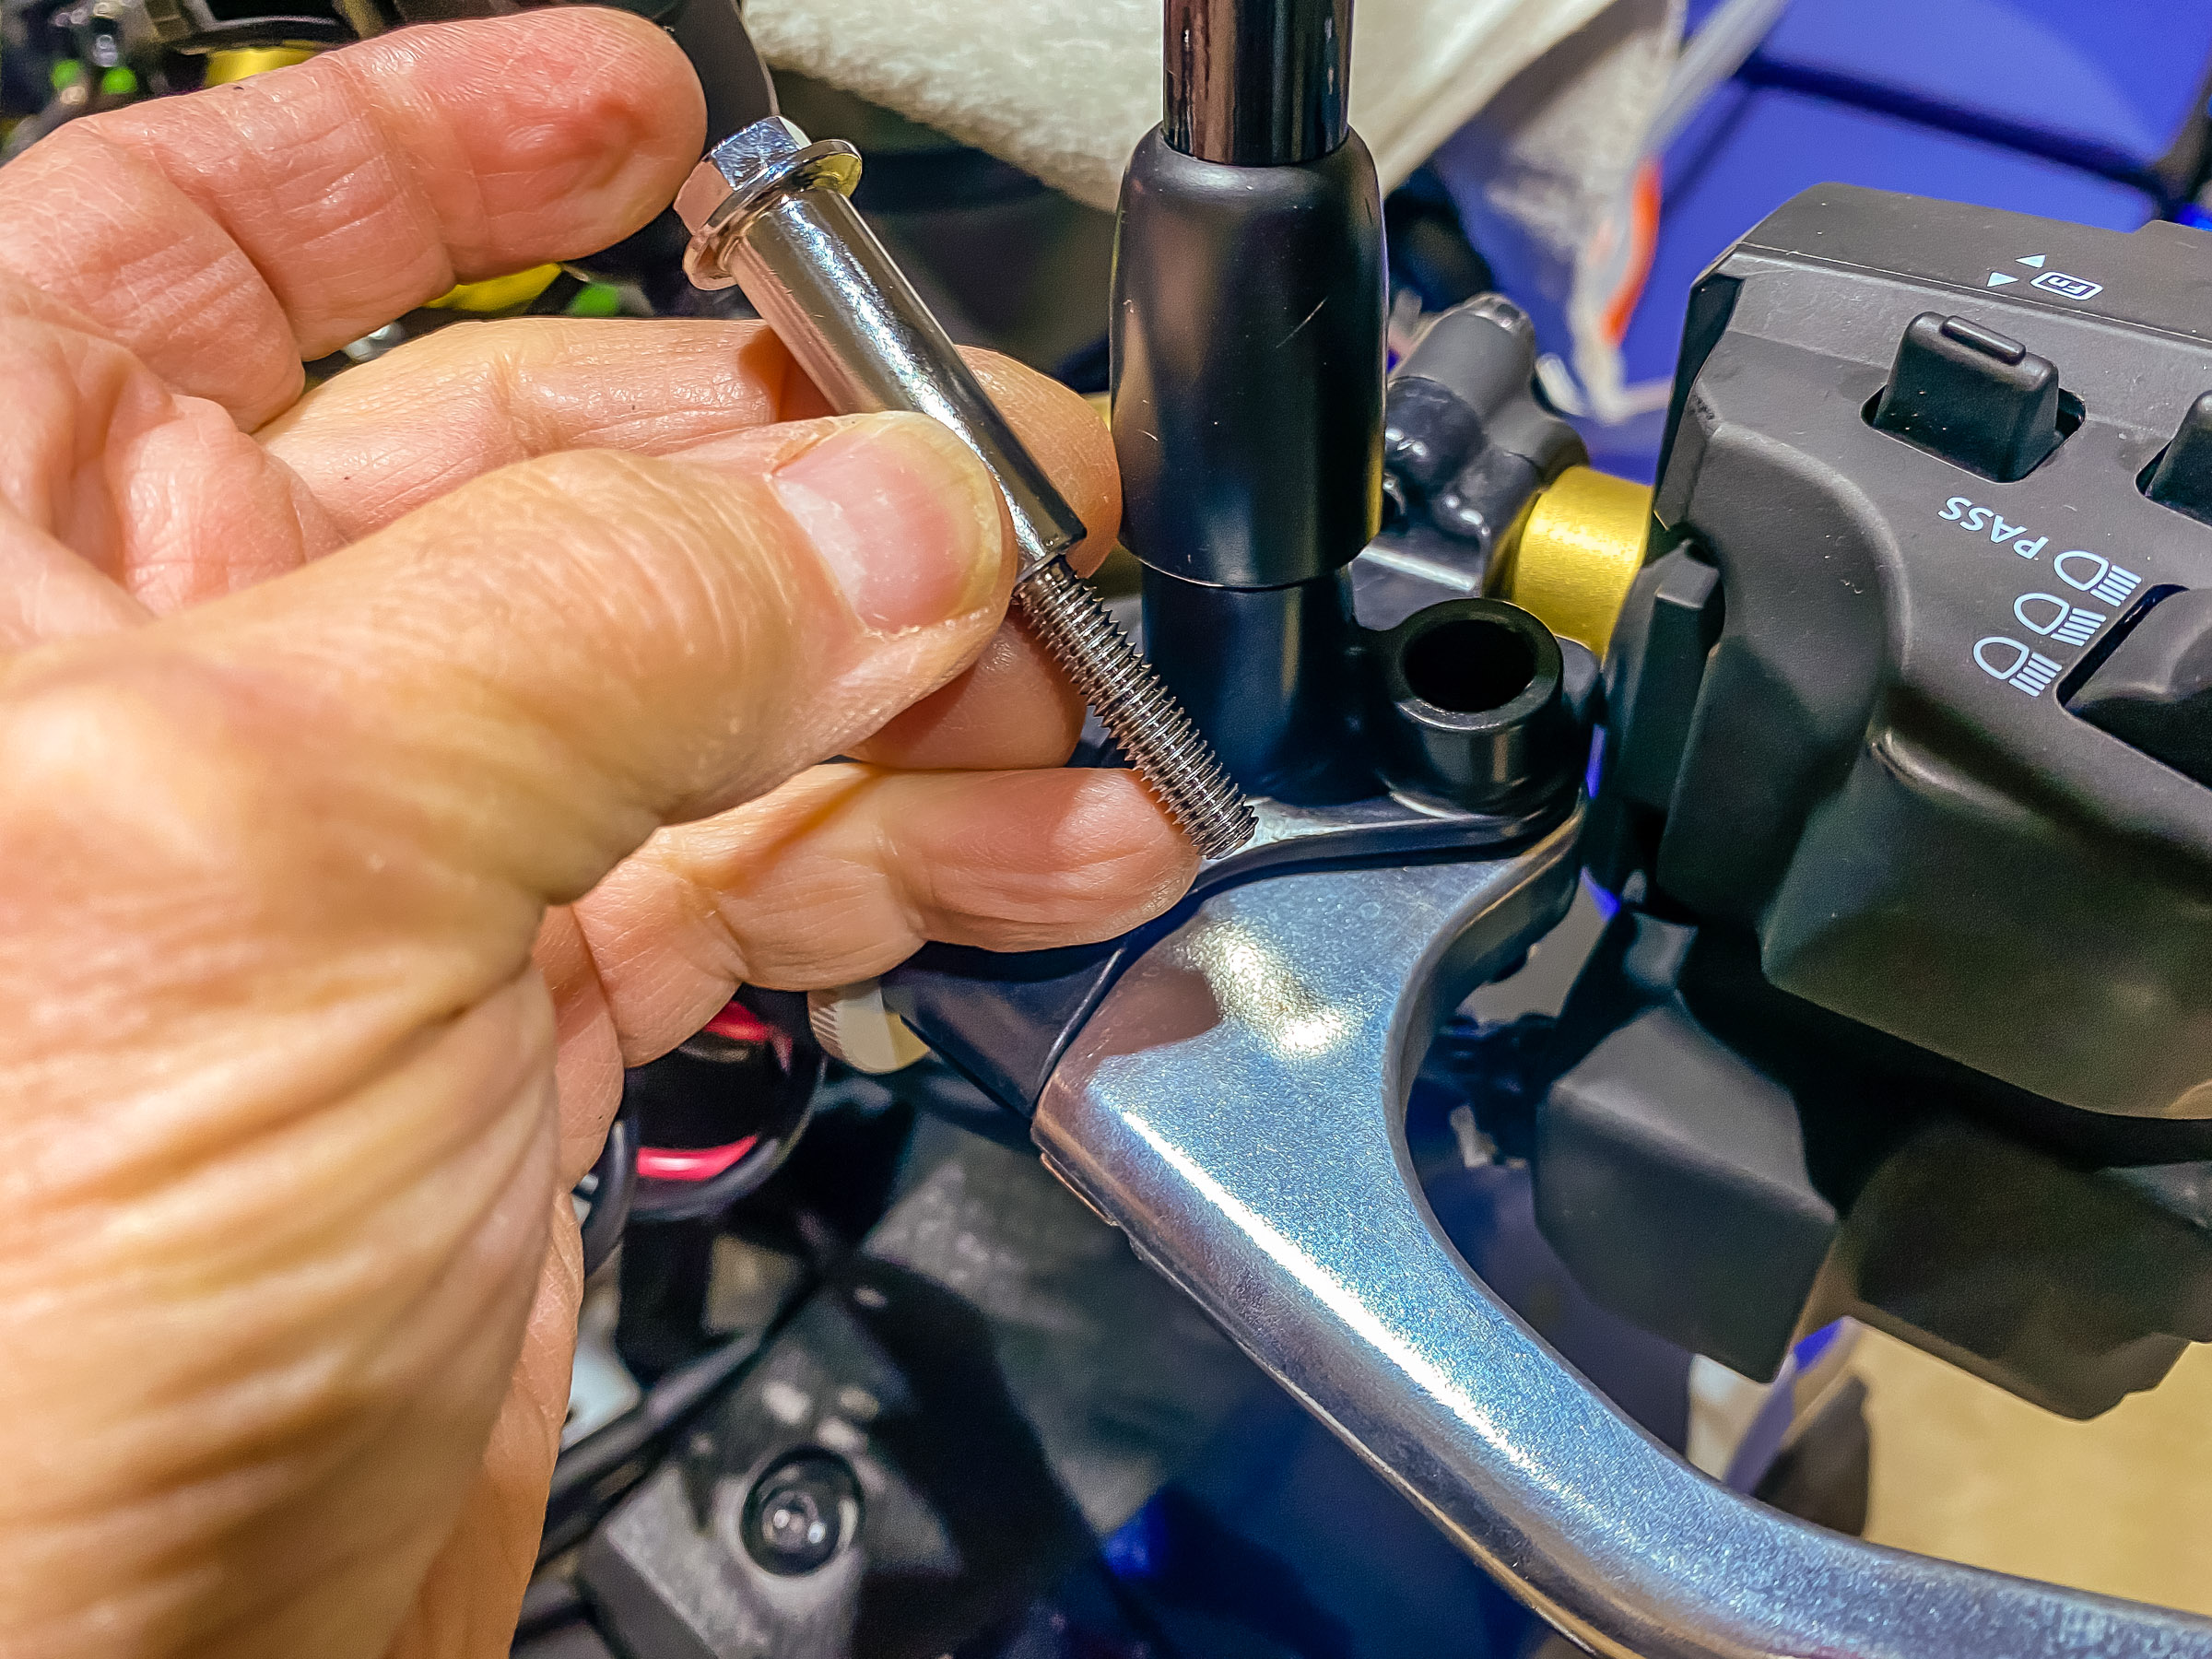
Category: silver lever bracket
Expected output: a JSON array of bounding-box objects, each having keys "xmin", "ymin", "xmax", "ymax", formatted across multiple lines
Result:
[{"xmin": 1033, "ymin": 818, "xmax": 2212, "ymax": 1658}]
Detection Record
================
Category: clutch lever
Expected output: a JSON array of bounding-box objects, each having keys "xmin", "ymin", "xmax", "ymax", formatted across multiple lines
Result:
[{"xmin": 1030, "ymin": 816, "xmax": 2212, "ymax": 1659}]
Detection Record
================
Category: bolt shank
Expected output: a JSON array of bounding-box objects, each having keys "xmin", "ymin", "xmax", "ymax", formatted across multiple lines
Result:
[
  {"xmin": 731, "ymin": 187, "xmax": 1085, "ymax": 576},
  {"xmin": 677, "ymin": 119, "xmax": 1254, "ymax": 855}
]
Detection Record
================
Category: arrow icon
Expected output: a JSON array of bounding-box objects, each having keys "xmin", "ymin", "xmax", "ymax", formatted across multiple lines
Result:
[
  {"xmin": 1987, "ymin": 271, "xmax": 2018, "ymax": 286},
  {"xmin": 2018, "ymin": 254, "xmax": 2047, "ymax": 267}
]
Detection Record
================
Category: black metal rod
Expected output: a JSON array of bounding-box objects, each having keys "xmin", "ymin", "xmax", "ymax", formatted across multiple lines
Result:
[{"xmin": 1163, "ymin": 0, "xmax": 1351, "ymax": 165}]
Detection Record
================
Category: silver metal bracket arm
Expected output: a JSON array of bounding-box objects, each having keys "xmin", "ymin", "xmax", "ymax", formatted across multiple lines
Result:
[{"xmin": 1032, "ymin": 821, "xmax": 2212, "ymax": 1659}]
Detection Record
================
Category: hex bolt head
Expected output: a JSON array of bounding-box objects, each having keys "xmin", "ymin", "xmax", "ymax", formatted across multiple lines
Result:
[
  {"xmin": 739, "ymin": 1452, "xmax": 861, "ymax": 1575},
  {"xmin": 673, "ymin": 115, "xmax": 809, "ymax": 231}
]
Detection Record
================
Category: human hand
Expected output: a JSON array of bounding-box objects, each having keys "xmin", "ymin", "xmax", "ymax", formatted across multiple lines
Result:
[{"xmin": 0, "ymin": 13, "xmax": 1193, "ymax": 1656}]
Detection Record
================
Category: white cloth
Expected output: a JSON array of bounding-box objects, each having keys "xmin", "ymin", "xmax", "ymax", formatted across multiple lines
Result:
[
  {"xmin": 1432, "ymin": 0, "xmax": 1685, "ymax": 425},
  {"xmin": 744, "ymin": 0, "xmax": 1676, "ymax": 213}
]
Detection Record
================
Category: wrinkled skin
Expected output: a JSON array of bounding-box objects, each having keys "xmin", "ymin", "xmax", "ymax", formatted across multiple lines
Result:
[{"xmin": 0, "ymin": 13, "xmax": 1192, "ymax": 1656}]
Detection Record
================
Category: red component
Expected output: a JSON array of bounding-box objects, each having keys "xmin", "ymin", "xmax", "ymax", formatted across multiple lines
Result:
[
  {"xmin": 636, "ymin": 1135, "xmax": 760, "ymax": 1182},
  {"xmin": 704, "ymin": 1001, "xmax": 775, "ymax": 1044}
]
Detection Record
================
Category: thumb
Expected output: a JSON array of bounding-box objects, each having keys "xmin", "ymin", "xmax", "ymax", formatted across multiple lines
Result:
[
  {"xmin": 0, "ymin": 409, "xmax": 1011, "ymax": 1112},
  {"xmin": 220, "ymin": 407, "xmax": 1012, "ymax": 894}
]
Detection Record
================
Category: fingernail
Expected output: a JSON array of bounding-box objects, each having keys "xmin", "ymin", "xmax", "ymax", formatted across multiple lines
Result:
[{"xmin": 770, "ymin": 415, "xmax": 1003, "ymax": 633}]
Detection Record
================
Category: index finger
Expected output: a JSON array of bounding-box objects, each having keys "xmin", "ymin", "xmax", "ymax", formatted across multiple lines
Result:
[{"xmin": 0, "ymin": 10, "xmax": 703, "ymax": 428}]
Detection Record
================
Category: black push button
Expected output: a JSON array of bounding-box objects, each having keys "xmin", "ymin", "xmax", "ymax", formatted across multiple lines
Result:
[
  {"xmin": 2070, "ymin": 588, "xmax": 2212, "ymax": 788},
  {"xmin": 1871, "ymin": 312, "xmax": 2064, "ymax": 481},
  {"xmin": 2145, "ymin": 392, "xmax": 2212, "ymax": 527}
]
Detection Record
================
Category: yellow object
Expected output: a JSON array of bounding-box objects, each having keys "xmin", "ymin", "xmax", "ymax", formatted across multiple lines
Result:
[
  {"xmin": 1489, "ymin": 465, "xmax": 1653, "ymax": 656},
  {"xmin": 422, "ymin": 265, "xmax": 563, "ymax": 313},
  {"xmin": 201, "ymin": 48, "xmax": 316, "ymax": 86}
]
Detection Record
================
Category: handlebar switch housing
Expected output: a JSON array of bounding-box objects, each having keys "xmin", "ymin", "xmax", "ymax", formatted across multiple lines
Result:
[{"xmin": 1606, "ymin": 186, "xmax": 2212, "ymax": 1124}]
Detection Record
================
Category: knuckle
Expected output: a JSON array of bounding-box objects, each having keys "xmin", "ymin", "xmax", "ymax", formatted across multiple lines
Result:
[
  {"xmin": 487, "ymin": 446, "xmax": 792, "ymax": 595},
  {"xmin": 461, "ymin": 448, "xmax": 705, "ymax": 571},
  {"xmin": 505, "ymin": 441, "xmax": 662, "ymax": 506},
  {"xmin": 0, "ymin": 651, "xmax": 276, "ymax": 903},
  {"xmin": 368, "ymin": 314, "xmax": 536, "ymax": 380},
  {"xmin": 425, "ymin": 446, "xmax": 812, "ymax": 713},
  {"xmin": 484, "ymin": 450, "xmax": 734, "ymax": 589}
]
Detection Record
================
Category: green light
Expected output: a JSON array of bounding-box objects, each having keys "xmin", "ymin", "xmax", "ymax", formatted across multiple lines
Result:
[
  {"xmin": 51, "ymin": 59, "xmax": 86, "ymax": 90},
  {"xmin": 566, "ymin": 283, "xmax": 623, "ymax": 318},
  {"xmin": 100, "ymin": 66, "xmax": 137, "ymax": 96}
]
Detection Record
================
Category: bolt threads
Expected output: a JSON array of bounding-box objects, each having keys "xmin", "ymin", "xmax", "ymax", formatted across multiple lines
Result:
[{"xmin": 1015, "ymin": 559, "xmax": 1255, "ymax": 859}]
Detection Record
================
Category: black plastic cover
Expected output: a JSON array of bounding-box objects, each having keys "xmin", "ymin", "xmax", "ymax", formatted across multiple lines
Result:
[
  {"xmin": 1112, "ymin": 127, "xmax": 1383, "ymax": 589},
  {"xmin": 1532, "ymin": 911, "xmax": 2212, "ymax": 1407},
  {"xmin": 1540, "ymin": 1001, "xmax": 1835, "ymax": 1378},
  {"xmin": 1630, "ymin": 186, "xmax": 2212, "ymax": 1121}
]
